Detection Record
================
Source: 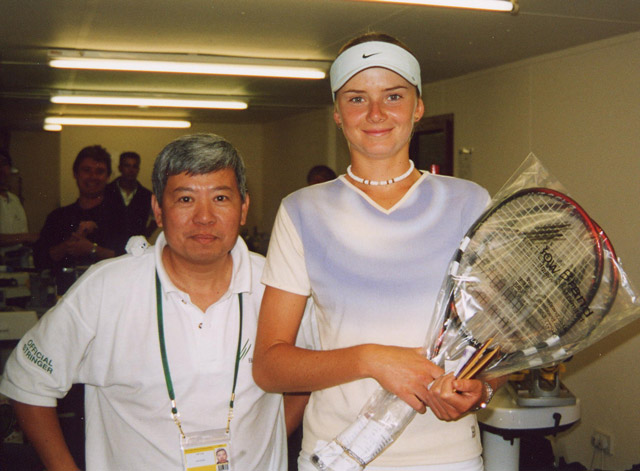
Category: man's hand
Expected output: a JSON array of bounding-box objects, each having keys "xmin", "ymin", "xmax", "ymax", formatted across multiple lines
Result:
[
  {"xmin": 74, "ymin": 221, "xmax": 98, "ymax": 238},
  {"xmin": 64, "ymin": 236, "xmax": 95, "ymax": 258}
]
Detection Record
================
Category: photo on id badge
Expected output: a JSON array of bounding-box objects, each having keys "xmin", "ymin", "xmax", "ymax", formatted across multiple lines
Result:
[{"xmin": 181, "ymin": 429, "xmax": 231, "ymax": 471}]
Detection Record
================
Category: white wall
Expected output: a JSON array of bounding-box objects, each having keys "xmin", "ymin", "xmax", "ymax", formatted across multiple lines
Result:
[
  {"xmin": 423, "ymin": 32, "xmax": 640, "ymax": 470},
  {"xmin": 262, "ymin": 108, "xmax": 342, "ymax": 231},
  {"xmin": 10, "ymin": 131, "xmax": 60, "ymax": 234}
]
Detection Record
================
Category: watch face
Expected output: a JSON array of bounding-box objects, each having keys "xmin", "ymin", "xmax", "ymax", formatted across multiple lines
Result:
[{"xmin": 484, "ymin": 382, "xmax": 494, "ymax": 403}]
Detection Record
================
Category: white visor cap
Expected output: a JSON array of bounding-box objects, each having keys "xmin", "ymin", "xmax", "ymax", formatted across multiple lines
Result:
[{"xmin": 330, "ymin": 41, "xmax": 422, "ymax": 101}]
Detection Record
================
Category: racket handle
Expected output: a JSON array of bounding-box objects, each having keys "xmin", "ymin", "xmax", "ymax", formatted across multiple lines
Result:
[
  {"xmin": 311, "ymin": 393, "xmax": 416, "ymax": 470},
  {"xmin": 311, "ymin": 416, "xmax": 369, "ymax": 470}
]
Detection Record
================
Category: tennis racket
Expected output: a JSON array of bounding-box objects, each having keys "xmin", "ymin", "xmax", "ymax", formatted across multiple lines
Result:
[
  {"xmin": 432, "ymin": 187, "xmax": 606, "ymax": 377},
  {"xmin": 313, "ymin": 187, "xmax": 611, "ymax": 471},
  {"xmin": 548, "ymin": 220, "xmax": 620, "ymax": 355}
]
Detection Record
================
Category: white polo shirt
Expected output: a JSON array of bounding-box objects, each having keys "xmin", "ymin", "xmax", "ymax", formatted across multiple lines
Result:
[
  {"xmin": 0, "ymin": 233, "xmax": 286, "ymax": 470},
  {"xmin": 0, "ymin": 191, "xmax": 29, "ymax": 256}
]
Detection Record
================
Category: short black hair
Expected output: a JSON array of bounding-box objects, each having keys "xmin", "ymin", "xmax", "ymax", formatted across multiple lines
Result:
[
  {"xmin": 73, "ymin": 145, "xmax": 112, "ymax": 176},
  {"xmin": 119, "ymin": 151, "xmax": 141, "ymax": 166},
  {"xmin": 307, "ymin": 165, "xmax": 337, "ymax": 184}
]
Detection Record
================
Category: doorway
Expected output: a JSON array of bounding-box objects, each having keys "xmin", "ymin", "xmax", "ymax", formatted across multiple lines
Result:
[{"xmin": 410, "ymin": 113, "xmax": 454, "ymax": 176}]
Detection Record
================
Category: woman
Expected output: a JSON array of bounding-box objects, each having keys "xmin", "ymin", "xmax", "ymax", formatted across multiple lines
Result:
[{"xmin": 254, "ymin": 33, "xmax": 505, "ymax": 471}]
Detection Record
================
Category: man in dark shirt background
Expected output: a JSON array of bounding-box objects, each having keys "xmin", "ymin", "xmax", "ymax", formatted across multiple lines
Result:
[
  {"xmin": 33, "ymin": 145, "xmax": 121, "ymax": 274},
  {"xmin": 105, "ymin": 151, "xmax": 155, "ymax": 243}
]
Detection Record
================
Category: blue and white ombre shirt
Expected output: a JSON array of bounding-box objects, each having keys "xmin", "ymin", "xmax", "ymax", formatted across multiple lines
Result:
[{"xmin": 263, "ymin": 171, "xmax": 490, "ymax": 467}]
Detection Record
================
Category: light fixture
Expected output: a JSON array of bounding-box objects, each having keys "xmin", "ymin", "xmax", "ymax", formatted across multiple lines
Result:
[
  {"xmin": 43, "ymin": 123, "xmax": 62, "ymax": 132},
  {"xmin": 44, "ymin": 117, "xmax": 191, "ymax": 129},
  {"xmin": 351, "ymin": 0, "xmax": 517, "ymax": 12},
  {"xmin": 48, "ymin": 49, "xmax": 328, "ymax": 79},
  {"xmin": 51, "ymin": 93, "xmax": 248, "ymax": 110}
]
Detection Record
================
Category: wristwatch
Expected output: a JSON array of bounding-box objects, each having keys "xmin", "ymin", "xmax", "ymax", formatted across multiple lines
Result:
[{"xmin": 472, "ymin": 381, "xmax": 494, "ymax": 411}]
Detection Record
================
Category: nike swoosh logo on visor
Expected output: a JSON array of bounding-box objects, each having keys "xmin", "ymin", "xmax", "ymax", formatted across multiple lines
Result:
[{"xmin": 362, "ymin": 53, "xmax": 380, "ymax": 59}]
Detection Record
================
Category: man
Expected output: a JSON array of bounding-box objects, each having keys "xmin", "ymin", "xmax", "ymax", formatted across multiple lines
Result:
[
  {"xmin": 0, "ymin": 149, "xmax": 39, "ymax": 261},
  {"xmin": 306, "ymin": 165, "xmax": 336, "ymax": 186},
  {"xmin": 216, "ymin": 448, "xmax": 229, "ymax": 464},
  {"xmin": 0, "ymin": 134, "xmax": 287, "ymax": 470},
  {"xmin": 105, "ymin": 151, "xmax": 156, "ymax": 244},
  {"xmin": 33, "ymin": 145, "xmax": 121, "ymax": 272}
]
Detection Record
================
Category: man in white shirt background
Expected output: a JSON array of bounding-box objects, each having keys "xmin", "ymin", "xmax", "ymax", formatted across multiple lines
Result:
[{"xmin": 0, "ymin": 149, "xmax": 38, "ymax": 264}]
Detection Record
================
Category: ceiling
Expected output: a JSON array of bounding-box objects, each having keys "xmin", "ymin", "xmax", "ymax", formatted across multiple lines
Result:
[{"xmin": 1, "ymin": 0, "xmax": 639, "ymax": 131}]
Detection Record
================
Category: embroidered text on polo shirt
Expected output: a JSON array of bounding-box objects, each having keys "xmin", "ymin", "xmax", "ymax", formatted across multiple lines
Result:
[{"xmin": 22, "ymin": 339, "xmax": 53, "ymax": 374}]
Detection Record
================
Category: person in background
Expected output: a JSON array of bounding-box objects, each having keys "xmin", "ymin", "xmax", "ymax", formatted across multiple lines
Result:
[
  {"xmin": 105, "ymin": 151, "xmax": 156, "ymax": 246},
  {"xmin": 33, "ymin": 145, "xmax": 121, "ymax": 273},
  {"xmin": 306, "ymin": 165, "xmax": 337, "ymax": 186},
  {"xmin": 253, "ymin": 33, "xmax": 506, "ymax": 471},
  {"xmin": 0, "ymin": 149, "xmax": 39, "ymax": 262},
  {"xmin": 0, "ymin": 133, "xmax": 288, "ymax": 470}
]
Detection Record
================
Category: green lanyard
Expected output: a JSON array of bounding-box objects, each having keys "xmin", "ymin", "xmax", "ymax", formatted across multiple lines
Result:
[{"xmin": 155, "ymin": 271, "xmax": 243, "ymax": 438}]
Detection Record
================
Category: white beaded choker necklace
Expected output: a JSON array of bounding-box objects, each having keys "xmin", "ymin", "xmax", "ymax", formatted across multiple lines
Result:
[{"xmin": 347, "ymin": 160, "xmax": 415, "ymax": 186}]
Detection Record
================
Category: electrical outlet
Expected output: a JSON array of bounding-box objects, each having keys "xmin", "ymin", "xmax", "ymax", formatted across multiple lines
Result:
[{"xmin": 591, "ymin": 430, "xmax": 613, "ymax": 455}]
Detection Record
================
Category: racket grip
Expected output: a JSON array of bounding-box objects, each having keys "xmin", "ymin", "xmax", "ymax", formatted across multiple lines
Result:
[
  {"xmin": 312, "ymin": 418, "xmax": 394, "ymax": 471},
  {"xmin": 311, "ymin": 441, "xmax": 352, "ymax": 470},
  {"xmin": 312, "ymin": 395, "xmax": 417, "ymax": 470},
  {"xmin": 312, "ymin": 416, "xmax": 369, "ymax": 470},
  {"xmin": 315, "ymin": 451, "xmax": 366, "ymax": 471}
]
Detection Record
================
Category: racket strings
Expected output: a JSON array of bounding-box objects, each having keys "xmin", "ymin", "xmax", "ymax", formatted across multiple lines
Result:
[
  {"xmin": 462, "ymin": 240, "xmax": 568, "ymax": 351},
  {"xmin": 453, "ymin": 193, "xmax": 602, "ymax": 355},
  {"xmin": 562, "ymin": 230, "xmax": 619, "ymax": 345}
]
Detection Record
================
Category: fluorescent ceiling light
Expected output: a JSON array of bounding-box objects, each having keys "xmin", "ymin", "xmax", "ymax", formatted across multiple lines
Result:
[
  {"xmin": 51, "ymin": 94, "xmax": 248, "ymax": 110},
  {"xmin": 351, "ymin": 0, "xmax": 517, "ymax": 12},
  {"xmin": 48, "ymin": 50, "xmax": 327, "ymax": 79},
  {"xmin": 43, "ymin": 123, "xmax": 62, "ymax": 132},
  {"xmin": 44, "ymin": 117, "xmax": 191, "ymax": 129}
]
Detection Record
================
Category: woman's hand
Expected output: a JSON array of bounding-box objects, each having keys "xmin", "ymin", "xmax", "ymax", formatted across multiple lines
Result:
[
  {"xmin": 424, "ymin": 373, "xmax": 484, "ymax": 421},
  {"xmin": 364, "ymin": 345, "xmax": 444, "ymax": 414}
]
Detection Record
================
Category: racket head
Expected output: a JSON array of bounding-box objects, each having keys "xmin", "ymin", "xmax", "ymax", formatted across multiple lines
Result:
[
  {"xmin": 560, "ymin": 220, "xmax": 619, "ymax": 346},
  {"xmin": 435, "ymin": 187, "xmax": 604, "ymax": 367},
  {"xmin": 592, "ymin": 221, "xmax": 619, "ymax": 312}
]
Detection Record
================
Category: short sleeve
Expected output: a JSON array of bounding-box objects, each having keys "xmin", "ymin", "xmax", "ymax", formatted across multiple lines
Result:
[
  {"xmin": 261, "ymin": 203, "xmax": 311, "ymax": 296},
  {"xmin": 0, "ymin": 276, "xmax": 97, "ymax": 406},
  {"xmin": 0, "ymin": 299, "xmax": 93, "ymax": 407}
]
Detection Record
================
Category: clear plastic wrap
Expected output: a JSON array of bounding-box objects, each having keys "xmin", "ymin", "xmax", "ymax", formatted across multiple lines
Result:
[{"xmin": 311, "ymin": 153, "xmax": 640, "ymax": 471}]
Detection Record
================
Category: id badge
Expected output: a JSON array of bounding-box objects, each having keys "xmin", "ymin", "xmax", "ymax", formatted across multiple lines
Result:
[{"xmin": 180, "ymin": 428, "xmax": 232, "ymax": 471}]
